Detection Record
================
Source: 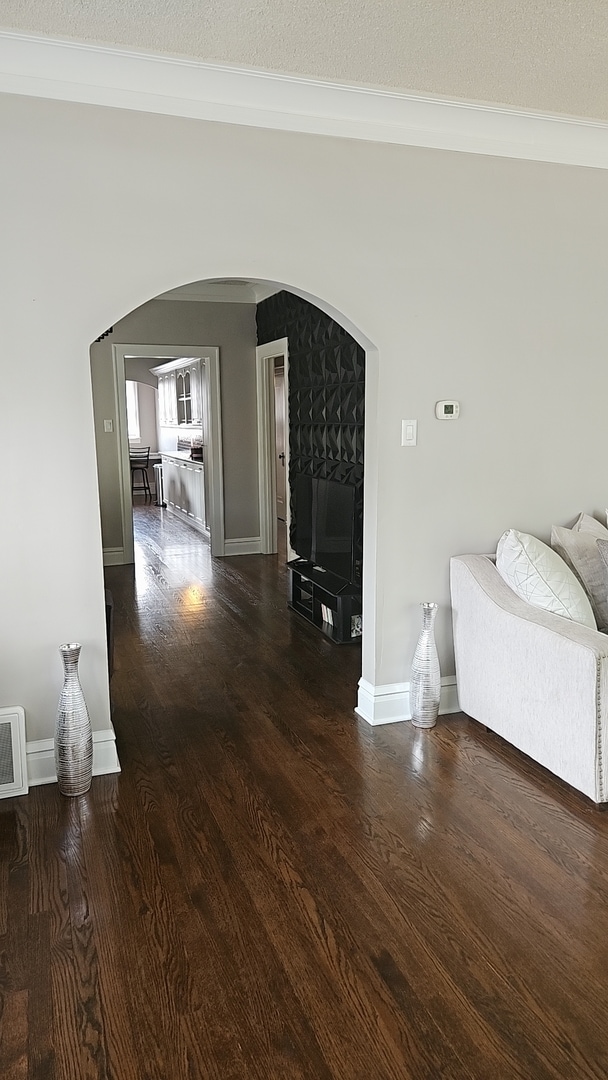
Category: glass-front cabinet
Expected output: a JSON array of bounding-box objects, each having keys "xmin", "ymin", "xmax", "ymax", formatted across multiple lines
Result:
[
  {"xmin": 177, "ymin": 369, "xmax": 192, "ymax": 425},
  {"xmin": 151, "ymin": 359, "xmax": 202, "ymax": 428}
]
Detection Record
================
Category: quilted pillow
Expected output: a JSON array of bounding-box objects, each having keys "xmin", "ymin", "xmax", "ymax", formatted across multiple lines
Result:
[
  {"xmin": 595, "ymin": 539, "xmax": 608, "ymax": 589},
  {"xmin": 551, "ymin": 524, "xmax": 608, "ymax": 631},
  {"xmin": 496, "ymin": 529, "xmax": 596, "ymax": 628}
]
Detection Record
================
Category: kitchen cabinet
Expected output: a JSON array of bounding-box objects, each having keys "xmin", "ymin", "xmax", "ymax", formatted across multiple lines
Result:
[
  {"xmin": 161, "ymin": 454, "xmax": 207, "ymax": 534},
  {"xmin": 152, "ymin": 359, "xmax": 202, "ymax": 428},
  {"xmin": 156, "ymin": 370, "xmax": 178, "ymax": 426},
  {"xmin": 176, "ymin": 368, "xmax": 192, "ymax": 425},
  {"xmin": 189, "ymin": 361, "xmax": 203, "ymax": 426}
]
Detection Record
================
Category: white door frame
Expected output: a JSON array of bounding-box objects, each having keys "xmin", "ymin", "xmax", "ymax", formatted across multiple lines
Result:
[
  {"xmin": 256, "ymin": 337, "xmax": 294, "ymax": 557},
  {"xmin": 273, "ymin": 362, "xmax": 287, "ymax": 523},
  {"xmin": 112, "ymin": 342, "xmax": 225, "ymax": 561}
]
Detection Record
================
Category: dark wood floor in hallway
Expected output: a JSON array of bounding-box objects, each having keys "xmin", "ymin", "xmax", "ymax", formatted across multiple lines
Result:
[{"xmin": 3, "ymin": 503, "xmax": 608, "ymax": 1078}]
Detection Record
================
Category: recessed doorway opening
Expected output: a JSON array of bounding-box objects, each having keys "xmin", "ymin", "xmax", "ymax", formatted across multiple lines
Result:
[{"xmin": 91, "ymin": 277, "xmax": 375, "ymax": 703}]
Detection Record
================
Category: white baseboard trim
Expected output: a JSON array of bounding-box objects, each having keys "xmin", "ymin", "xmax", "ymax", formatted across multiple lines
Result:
[
  {"xmin": 356, "ymin": 676, "xmax": 459, "ymax": 726},
  {"xmin": 223, "ymin": 536, "xmax": 262, "ymax": 555},
  {"xmin": 27, "ymin": 727, "xmax": 121, "ymax": 787},
  {"xmin": 103, "ymin": 546, "xmax": 126, "ymax": 566}
]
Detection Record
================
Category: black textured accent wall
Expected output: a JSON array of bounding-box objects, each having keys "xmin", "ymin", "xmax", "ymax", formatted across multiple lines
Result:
[{"xmin": 256, "ymin": 291, "xmax": 365, "ymax": 582}]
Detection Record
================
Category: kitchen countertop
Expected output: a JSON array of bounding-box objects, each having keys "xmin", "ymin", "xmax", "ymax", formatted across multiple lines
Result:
[
  {"xmin": 160, "ymin": 450, "xmax": 204, "ymax": 464},
  {"xmin": 130, "ymin": 450, "xmax": 162, "ymax": 462}
]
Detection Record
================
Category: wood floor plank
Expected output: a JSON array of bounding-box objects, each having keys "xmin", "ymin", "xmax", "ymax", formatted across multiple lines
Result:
[
  {"xmin": 0, "ymin": 807, "xmax": 16, "ymax": 937},
  {"xmin": 0, "ymin": 988, "xmax": 28, "ymax": 1079},
  {"xmin": 27, "ymin": 912, "xmax": 54, "ymax": 1080},
  {"xmin": 78, "ymin": 777, "xmax": 189, "ymax": 1080}
]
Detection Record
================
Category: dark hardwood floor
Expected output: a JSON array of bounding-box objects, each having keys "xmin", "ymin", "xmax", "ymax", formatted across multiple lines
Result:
[{"xmin": 3, "ymin": 503, "xmax": 608, "ymax": 1078}]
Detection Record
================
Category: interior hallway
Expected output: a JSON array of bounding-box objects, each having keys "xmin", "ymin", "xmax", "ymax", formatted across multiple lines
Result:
[{"xmin": 2, "ymin": 504, "xmax": 608, "ymax": 1077}]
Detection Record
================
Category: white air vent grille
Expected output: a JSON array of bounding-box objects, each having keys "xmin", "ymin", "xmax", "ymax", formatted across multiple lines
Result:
[
  {"xmin": 0, "ymin": 707, "xmax": 28, "ymax": 798},
  {"xmin": 0, "ymin": 722, "xmax": 15, "ymax": 785}
]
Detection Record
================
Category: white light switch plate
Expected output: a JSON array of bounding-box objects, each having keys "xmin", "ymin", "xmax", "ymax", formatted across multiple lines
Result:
[
  {"xmin": 401, "ymin": 419, "xmax": 417, "ymax": 446},
  {"xmin": 103, "ymin": 419, "xmax": 113, "ymax": 432}
]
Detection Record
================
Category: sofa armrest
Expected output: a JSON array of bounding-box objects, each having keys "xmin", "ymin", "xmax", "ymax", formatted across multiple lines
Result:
[{"xmin": 450, "ymin": 554, "xmax": 608, "ymax": 803}]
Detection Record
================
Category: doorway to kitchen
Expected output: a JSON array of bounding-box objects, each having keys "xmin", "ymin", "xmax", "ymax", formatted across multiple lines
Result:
[
  {"xmin": 91, "ymin": 280, "xmax": 370, "ymax": 718},
  {"xmin": 111, "ymin": 343, "xmax": 225, "ymax": 563}
]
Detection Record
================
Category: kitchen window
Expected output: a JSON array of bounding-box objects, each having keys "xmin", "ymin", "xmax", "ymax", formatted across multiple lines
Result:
[{"xmin": 126, "ymin": 380, "xmax": 140, "ymax": 442}]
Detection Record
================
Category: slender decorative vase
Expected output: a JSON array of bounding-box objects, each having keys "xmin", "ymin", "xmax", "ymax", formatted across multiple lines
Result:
[
  {"xmin": 55, "ymin": 643, "xmax": 93, "ymax": 796},
  {"xmin": 410, "ymin": 603, "xmax": 440, "ymax": 729}
]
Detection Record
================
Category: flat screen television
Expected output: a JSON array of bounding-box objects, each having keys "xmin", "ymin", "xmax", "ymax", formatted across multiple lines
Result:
[
  {"xmin": 293, "ymin": 472, "xmax": 314, "ymax": 562},
  {"xmin": 293, "ymin": 473, "xmax": 357, "ymax": 584}
]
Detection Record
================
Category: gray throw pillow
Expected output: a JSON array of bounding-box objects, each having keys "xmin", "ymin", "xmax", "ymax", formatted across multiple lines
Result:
[
  {"xmin": 552, "ymin": 525, "xmax": 608, "ymax": 631},
  {"xmin": 596, "ymin": 539, "xmax": 608, "ymax": 593},
  {"xmin": 572, "ymin": 512, "xmax": 608, "ymax": 539}
]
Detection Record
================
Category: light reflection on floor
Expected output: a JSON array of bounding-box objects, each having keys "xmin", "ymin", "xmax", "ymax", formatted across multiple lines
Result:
[
  {"xmin": 132, "ymin": 504, "xmax": 214, "ymax": 608},
  {"xmin": 352, "ymin": 713, "xmax": 461, "ymax": 856}
]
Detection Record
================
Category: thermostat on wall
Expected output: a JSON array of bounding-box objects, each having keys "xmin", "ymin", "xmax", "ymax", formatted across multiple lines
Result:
[{"xmin": 435, "ymin": 400, "xmax": 460, "ymax": 420}]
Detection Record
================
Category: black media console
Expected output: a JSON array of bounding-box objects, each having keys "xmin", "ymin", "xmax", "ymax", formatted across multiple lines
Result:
[{"xmin": 288, "ymin": 560, "xmax": 362, "ymax": 644}]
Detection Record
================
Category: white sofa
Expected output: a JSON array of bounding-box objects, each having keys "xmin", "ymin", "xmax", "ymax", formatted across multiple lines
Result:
[{"xmin": 450, "ymin": 553, "xmax": 608, "ymax": 805}]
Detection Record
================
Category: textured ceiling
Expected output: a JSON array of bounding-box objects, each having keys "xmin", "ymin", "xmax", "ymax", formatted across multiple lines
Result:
[{"xmin": 3, "ymin": 1, "xmax": 608, "ymax": 121}]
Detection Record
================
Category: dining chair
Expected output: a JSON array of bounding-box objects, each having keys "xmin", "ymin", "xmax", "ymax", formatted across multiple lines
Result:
[{"xmin": 130, "ymin": 446, "xmax": 152, "ymax": 498}]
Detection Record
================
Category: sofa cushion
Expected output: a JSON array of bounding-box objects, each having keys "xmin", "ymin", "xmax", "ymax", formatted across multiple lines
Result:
[
  {"xmin": 496, "ymin": 529, "xmax": 597, "ymax": 628},
  {"xmin": 551, "ymin": 525, "xmax": 608, "ymax": 631}
]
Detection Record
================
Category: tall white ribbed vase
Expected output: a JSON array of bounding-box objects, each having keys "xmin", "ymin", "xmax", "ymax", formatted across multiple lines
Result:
[
  {"xmin": 55, "ymin": 643, "xmax": 93, "ymax": 796},
  {"xmin": 410, "ymin": 603, "xmax": 440, "ymax": 729}
]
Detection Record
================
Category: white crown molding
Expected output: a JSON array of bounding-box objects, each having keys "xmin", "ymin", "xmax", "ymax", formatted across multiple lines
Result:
[{"xmin": 2, "ymin": 30, "xmax": 608, "ymax": 168}]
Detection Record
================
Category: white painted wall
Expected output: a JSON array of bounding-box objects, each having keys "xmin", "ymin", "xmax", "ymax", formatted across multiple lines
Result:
[
  {"xmin": 133, "ymin": 382, "xmax": 158, "ymax": 452},
  {"xmin": 124, "ymin": 356, "xmax": 159, "ymax": 388},
  {"xmin": 91, "ymin": 346, "xmax": 124, "ymax": 553},
  {"xmin": 2, "ymin": 90, "xmax": 608, "ymax": 746}
]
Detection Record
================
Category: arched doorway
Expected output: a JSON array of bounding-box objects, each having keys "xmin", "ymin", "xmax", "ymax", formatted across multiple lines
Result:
[
  {"xmin": 108, "ymin": 342, "xmax": 224, "ymax": 563},
  {"xmin": 90, "ymin": 275, "xmax": 377, "ymax": 708}
]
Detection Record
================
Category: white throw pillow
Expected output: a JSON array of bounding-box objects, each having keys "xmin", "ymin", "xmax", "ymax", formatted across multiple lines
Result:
[{"xmin": 496, "ymin": 529, "xmax": 596, "ymax": 628}]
